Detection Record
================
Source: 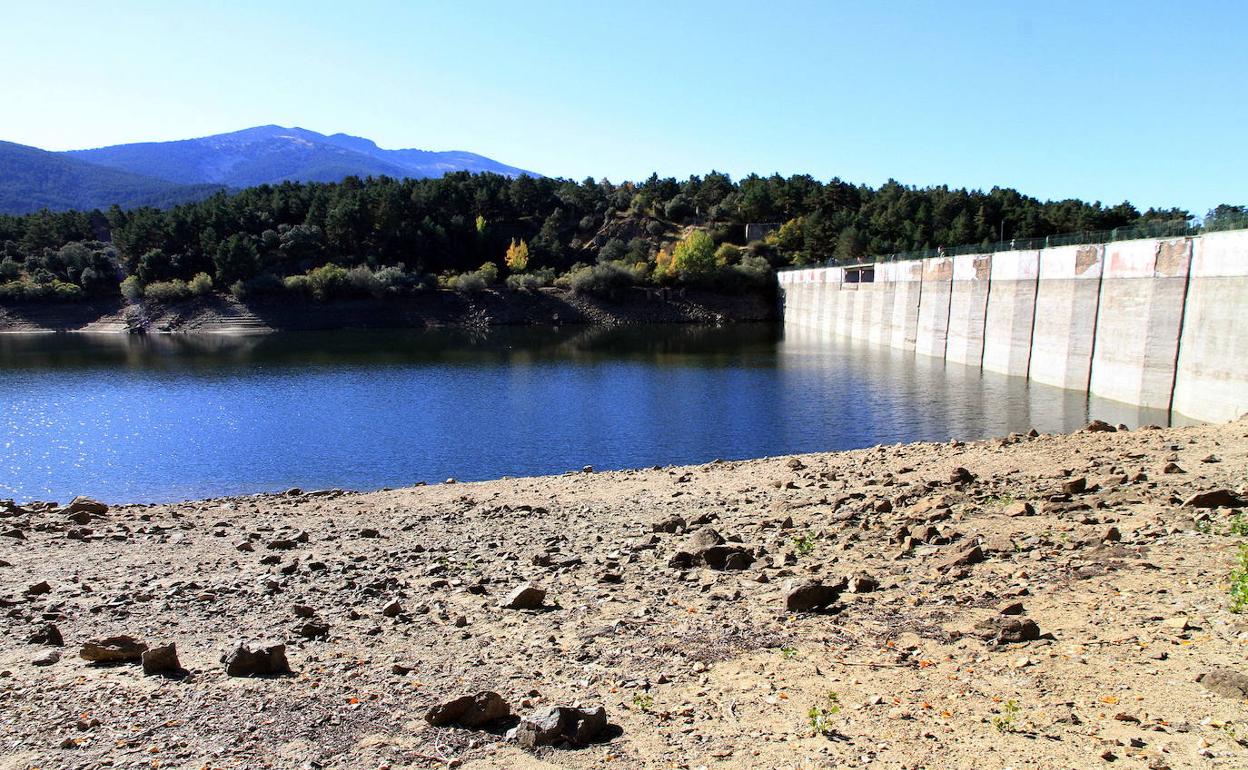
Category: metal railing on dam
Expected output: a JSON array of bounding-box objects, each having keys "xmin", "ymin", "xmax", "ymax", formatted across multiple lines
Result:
[{"xmin": 776, "ymin": 228, "xmax": 1248, "ymax": 423}]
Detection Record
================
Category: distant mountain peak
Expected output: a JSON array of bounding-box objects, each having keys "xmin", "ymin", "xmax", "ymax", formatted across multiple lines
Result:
[{"xmin": 59, "ymin": 125, "xmax": 536, "ymax": 189}]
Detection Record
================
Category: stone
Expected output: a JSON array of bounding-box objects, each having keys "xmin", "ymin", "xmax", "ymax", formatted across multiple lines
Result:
[
  {"xmin": 25, "ymin": 580, "xmax": 51, "ymax": 595},
  {"xmin": 381, "ymin": 599, "xmax": 402, "ymax": 617},
  {"xmin": 1083, "ymin": 419, "xmax": 1116, "ymax": 432},
  {"xmin": 425, "ymin": 691, "xmax": 511, "ymax": 728},
  {"xmin": 28, "ymin": 623, "xmax": 62, "ymax": 646},
  {"xmin": 1181, "ymin": 489, "xmax": 1245, "ymax": 509},
  {"xmin": 141, "ymin": 643, "xmax": 181, "ymax": 676},
  {"xmin": 948, "ymin": 467, "xmax": 975, "ymax": 485},
  {"xmin": 222, "ymin": 640, "xmax": 290, "ymax": 676},
  {"xmin": 0, "ymin": 528, "xmax": 24, "ymax": 540},
  {"xmin": 80, "ymin": 635, "xmax": 147, "ymax": 664},
  {"xmin": 499, "ymin": 584, "xmax": 545, "ymax": 610},
  {"xmin": 785, "ymin": 580, "xmax": 845, "ymax": 612},
  {"xmin": 651, "ymin": 515, "xmax": 686, "ymax": 534},
  {"xmin": 976, "ymin": 616, "xmax": 1041, "ymax": 645},
  {"xmin": 1060, "ymin": 477, "xmax": 1088, "ymax": 495},
  {"xmin": 684, "ymin": 528, "xmax": 724, "ymax": 552},
  {"xmin": 1162, "ymin": 462, "xmax": 1184, "ymax": 474},
  {"xmin": 298, "ymin": 619, "xmax": 330, "ymax": 640},
  {"xmin": 62, "ymin": 496, "xmax": 108, "ymax": 516},
  {"xmin": 1004, "ymin": 501, "xmax": 1035, "ymax": 517},
  {"xmin": 699, "ymin": 544, "xmax": 754, "ymax": 570},
  {"xmin": 32, "ymin": 649, "xmax": 62, "ymax": 667},
  {"xmin": 1197, "ymin": 668, "xmax": 1248, "ymax": 700},
  {"xmin": 513, "ymin": 705, "xmax": 609, "ymax": 748},
  {"xmin": 937, "ymin": 545, "xmax": 984, "ymax": 571},
  {"xmin": 846, "ymin": 573, "xmax": 878, "ymax": 593},
  {"xmin": 998, "ymin": 601, "xmax": 1025, "ymax": 616}
]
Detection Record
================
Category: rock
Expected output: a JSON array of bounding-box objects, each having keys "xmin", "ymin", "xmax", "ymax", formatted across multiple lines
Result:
[
  {"xmin": 1162, "ymin": 462, "xmax": 1184, "ymax": 474},
  {"xmin": 1201, "ymin": 454, "xmax": 1221, "ymax": 464},
  {"xmin": 298, "ymin": 619, "xmax": 330, "ymax": 640},
  {"xmin": 1181, "ymin": 489, "xmax": 1245, "ymax": 509},
  {"xmin": 998, "ymin": 601, "xmax": 1025, "ymax": 616},
  {"xmin": 0, "ymin": 528, "xmax": 24, "ymax": 540},
  {"xmin": 513, "ymin": 705, "xmax": 609, "ymax": 749},
  {"xmin": 141, "ymin": 643, "xmax": 181, "ymax": 676},
  {"xmin": 28, "ymin": 623, "xmax": 62, "ymax": 646},
  {"xmin": 80, "ymin": 635, "xmax": 147, "ymax": 664},
  {"xmin": 235, "ymin": 540, "xmax": 254, "ymax": 552},
  {"xmin": 499, "ymin": 584, "xmax": 546, "ymax": 610},
  {"xmin": 684, "ymin": 528, "xmax": 724, "ymax": 552},
  {"xmin": 937, "ymin": 545, "xmax": 984, "ymax": 571},
  {"xmin": 25, "ymin": 580, "xmax": 51, "ymax": 595},
  {"xmin": 785, "ymin": 580, "xmax": 845, "ymax": 612},
  {"xmin": 32, "ymin": 649, "xmax": 62, "ymax": 667},
  {"xmin": 651, "ymin": 515, "xmax": 686, "ymax": 534},
  {"xmin": 425, "ymin": 691, "xmax": 511, "ymax": 728},
  {"xmin": 976, "ymin": 615, "xmax": 1041, "ymax": 644},
  {"xmin": 66, "ymin": 510, "xmax": 93, "ymax": 525},
  {"xmin": 949, "ymin": 467, "xmax": 975, "ymax": 485},
  {"xmin": 381, "ymin": 599, "xmax": 402, "ymax": 617},
  {"xmin": 786, "ymin": 458, "xmax": 805, "ymax": 470},
  {"xmin": 221, "ymin": 640, "xmax": 290, "ymax": 676},
  {"xmin": 1004, "ymin": 501, "xmax": 1035, "ymax": 517},
  {"xmin": 1197, "ymin": 668, "xmax": 1248, "ymax": 699},
  {"xmin": 846, "ymin": 572, "xmax": 879, "ymax": 593},
  {"xmin": 62, "ymin": 496, "xmax": 108, "ymax": 516},
  {"xmin": 1083, "ymin": 420, "xmax": 1116, "ymax": 433},
  {"xmin": 699, "ymin": 544, "xmax": 754, "ymax": 570},
  {"xmin": 1061, "ymin": 477, "xmax": 1088, "ymax": 495}
]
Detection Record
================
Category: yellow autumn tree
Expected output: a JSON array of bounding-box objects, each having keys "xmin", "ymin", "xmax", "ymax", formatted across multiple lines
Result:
[
  {"xmin": 505, "ymin": 238, "xmax": 530, "ymax": 272},
  {"xmin": 654, "ymin": 245, "xmax": 675, "ymax": 280}
]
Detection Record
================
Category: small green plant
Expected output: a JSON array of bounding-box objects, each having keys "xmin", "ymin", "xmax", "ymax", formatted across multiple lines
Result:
[
  {"xmin": 808, "ymin": 691, "xmax": 841, "ymax": 737},
  {"xmin": 992, "ymin": 699, "xmax": 1020, "ymax": 733},
  {"xmin": 780, "ymin": 646, "xmax": 797, "ymax": 660},
  {"xmin": 632, "ymin": 693, "xmax": 654, "ymax": 713},
  {"xmin": 1228, "ymin": 514, "xmax": 1248, "ymax": 537},
  {"xmin": 1229, "ymin": 544, "xmax": 1248, "ymax": 614},
  {"xmin": 1196, "ymin": 518, "xmax": 1215, "ymax": 535},
  {"xmin": 794, "ymin": 534, "xmax": 815, "ymax": 557},
  {"xmin": 987, "ymin": 494, "xmax": 1016, "ymax": 508}
]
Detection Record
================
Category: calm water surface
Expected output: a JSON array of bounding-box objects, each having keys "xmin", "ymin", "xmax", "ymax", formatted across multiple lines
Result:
[{"xmin": 0, "ymin": 324, "xmax": 1181, "ymax": 504}]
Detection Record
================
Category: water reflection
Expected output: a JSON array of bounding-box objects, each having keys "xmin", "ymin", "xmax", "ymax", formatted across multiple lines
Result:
[{"xmin": 0, "ymin": 324, "xmax": 1185, "ymax": 504}]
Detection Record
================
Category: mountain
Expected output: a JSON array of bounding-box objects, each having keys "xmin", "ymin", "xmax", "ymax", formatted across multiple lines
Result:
[
  {"xmin": 65, "ymin": 125, "xmax": 535, "ymax": 188},
  {"xmin": 0, "ymin": 141, "xmax": 223, "ymax": 215}
]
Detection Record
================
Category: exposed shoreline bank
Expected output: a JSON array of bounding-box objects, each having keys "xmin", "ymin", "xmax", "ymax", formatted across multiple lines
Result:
[
  {"xmin": 0, "ymin": 286, "xmax": 776, "ymax": 334},
  {"xmin": 2, "ymin": 419, "xmax": 1247, "ymax": 768}
]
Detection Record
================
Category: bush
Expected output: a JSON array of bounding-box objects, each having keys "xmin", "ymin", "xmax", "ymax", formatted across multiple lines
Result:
[
  {"xmin": 598, "ymin": 238, "xmax": 627, "ymax": 264},
  {"xmin": 0, "ymin": 258, "xmax": 20, "ymax": 281},
  {"xmin": 645, "ymin": 220, "xmax": 666, "ymax": 237},
  {"xmin": 449, "ymin": 271, "xmax": 487, "ymax": 293},
  {"xmin": 282, "ymin": 274, "xmax": 311, "ymax": 295},
  {"xmin": 374, "ymin": 265, "xmax": 421, "ymax": 295},
  {"xmin": 120, "ymin": 275, "xmax": 144, "ymax": 301},
  {"xmin": 476, "ymin": 262, "xmax": 499, "ymax": 285},
  {"xmin": 307, "ymin": 263, "xmax": 349, "ymax": 301},
  {"xmin": 345, "ymin": 265, "xmax": 382, "ymax": 297},
  {"xmin": 664, "ymin": 195, "xmax": 695, "ymax": 221},
  {"xmin": 232, "ymin": 273, "xmax": 284, "ymax": 298},
  {"xmin": 143, "ymin": 279, "xmax": 191, "ymax": 302},
  {"xmin": 188, "ymin": 272, "xmax": 214, "ymax": 296},
  {"xmin": 566, "ymin": 262, "xmax": 637, "ymax": 298},
  {"xmin": 505, "ymin": 268, "xmax": 555, "ymax": 291},
  {"xmin": 671, "ymin": 230, "xmax": 717, "ymax": 280},
  {"xmin": 715, "ymin": 243, "xmax": 743, "ymax": 266}
]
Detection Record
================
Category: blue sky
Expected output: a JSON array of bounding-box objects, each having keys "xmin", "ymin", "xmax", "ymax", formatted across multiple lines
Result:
[{"xmin": 2, "ymin": 0, "xmax": 1243, "ymax": 214}]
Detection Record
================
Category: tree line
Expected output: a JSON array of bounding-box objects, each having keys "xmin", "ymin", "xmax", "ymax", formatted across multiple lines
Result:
[{"xmin": 0, "ymin": 170, "xmax": 1236, "ymax": 303}]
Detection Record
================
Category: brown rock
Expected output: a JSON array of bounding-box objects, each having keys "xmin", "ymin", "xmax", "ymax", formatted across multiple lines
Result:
[
  {"xmin": 1197, "ymin": 667, "xmax": 1248, "ymax": 699},
  {"xmin": 141, "ymin": 643, "xmax": 181, "ymax": 676},
  {"xmin": 222, "ymin": 640, "xmax": 290, "ymax": 676},
  {"xmin": 62, "ymin": 496, "xmax": 108, "ymax": 516},
  {"xmin": 937, "ymin": 545, "xmax": 984, "ymax": 571},
  {"xmin": 513, "ymin": 705, "xmax": 609, "ymax": 748},
  {"xmin": 81, "ymin": 635, "xmax": 147, "ymax": 664},
  {"xmin": 1181, "ymin": 489, "xmax": 1245, "ymax": 509},
  {"xmin": 425, "ymin": 691, "xmax": 511, "ymax": 728},
  {"xmin": 785, "ymin": 580, "xmax": 845, "ymax": 612},
  {"xmin": 499, "ymin": 584, "xmax": 546, "ymax": 610},
  {"xmin": 1061, "ymin": 477, "xmax": 1087, "ymax": 495},
  {"xmin": 1004, "ymin": 501, "xmax": 1035, "ymax": 517}
]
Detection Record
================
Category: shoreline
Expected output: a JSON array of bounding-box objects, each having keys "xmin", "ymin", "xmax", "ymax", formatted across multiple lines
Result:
[
  {"xmin": 3, "ymin": 419, "xmax": 1247, "ymax": 768},
  {"xmin": 0, "ymin": 286, "xmax": 776, "ymax": 335}
]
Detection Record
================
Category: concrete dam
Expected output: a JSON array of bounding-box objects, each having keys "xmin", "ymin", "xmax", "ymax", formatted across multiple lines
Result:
[{"xmin": 777, "ymin": 229, "xmax": 1248, "ymax": 424}]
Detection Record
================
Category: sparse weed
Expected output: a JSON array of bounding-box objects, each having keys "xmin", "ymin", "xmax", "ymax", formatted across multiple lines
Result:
[
  {"xmin": 992, "ymin": 699, "xmax": 1020, "ymax": 733},
  {"xmin": 1228, "ymin": 514, "xmax": 1248, "ymax": 537},
  {"xmin": 808, "ymin": 691, "xmax": 841, "ymax": 737},
  {"xmin": 632, "ymin": 693, "xmax": 654, "ymax": 713},
  {"xmin": 987, "ymin": 494, "xmax": 1016, "ymax": 508},
  {"xmin": 780, "ymin": 646, "xmax": 797, "ymax": 660},
  {"xmin": 1228, "ymin": 544, "xmax": 1248, "ymax": 613},
  {"xmin": 794, "ymin": 534, "xmax": 815, "ymax": 557}
]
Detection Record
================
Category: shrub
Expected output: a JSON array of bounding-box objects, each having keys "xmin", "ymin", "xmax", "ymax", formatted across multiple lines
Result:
[
  {"xmin": 671, "ymin": 230, "xmax": 717, "ymax": 280},
  {"xmin": 566, "ymin": 262, "xmax": 636, "ymax": 298},
  {"xmin": 143, "ymin": 279, "xmax": 191, "ymax": 302},
  {"xmin": 450, "ymin": 271, "xmax": 487, "ymax": 293},
  {"xmin": 504, "ymin": 240, "xmax": 530, "ymax": 272},
  {"xmin": 476, "ymin": 261, "xmax": 499, "ymax": 285},
  {"xmin": 345, "ymin": 265, "xmax": 382, "ymax": 297},
  {"xmin": 188, "ymin": 272, "xmax": 214, "ymax": 296},
  {"xmin": 0, "ymin": 258, "xmax": 21, "ymax": 281},
  {"xmin": 598, "ymin": 238, "xmax": 627, "ymax": 264},
  {"xmin": 664, "ymin": 195, "xmax": 694, "ymax": 221},
  {"xmin": 374, "ymin": 265, "xmax": 420, "ymax": 295},
  {"xmin": 120, "ymin": 275, "xmax": 144, "ymax": 302},
  {"xmin": 506, "ymin": 268, "xmax": 555, "ymax": 291},
  {"xmin": 282, "ymin": 274, "xmax": 312, "ymax": 295},
  {"xmin": 715, "ymin": 243, "xmax": 743, "ymax": 266},
  {"xmin": 233, "ymin": 273, "xmax": 284, "ymax": 298},
  {"xmin": 307, "ymin": 263, "xmax": 349, "ymax": 301},
  {"xmin": 645, "ymin": 220, "xmax": 666, "ymax": 237}
]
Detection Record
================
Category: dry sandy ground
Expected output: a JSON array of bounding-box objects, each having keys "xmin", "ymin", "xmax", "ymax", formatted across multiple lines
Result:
[{"xmin": 2, "ymin": 419, "xmax": 1247, "ymax": 770}]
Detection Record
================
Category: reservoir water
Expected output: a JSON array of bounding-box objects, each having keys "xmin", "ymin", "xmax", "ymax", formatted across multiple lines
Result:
[{"xmin": 0, "ymin": 323, "xmax": 1182, "ymax": 504}]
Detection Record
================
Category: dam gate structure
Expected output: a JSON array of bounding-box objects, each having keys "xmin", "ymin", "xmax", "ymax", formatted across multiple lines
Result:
[{"xmin": 777, "ymin": 229, "xmax": 1248, "ymax": 423}]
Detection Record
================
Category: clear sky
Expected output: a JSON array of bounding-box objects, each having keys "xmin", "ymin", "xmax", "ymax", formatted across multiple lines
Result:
[{"xmin": 2, "ymin": 0, "xmax": 1243, "ymax": 214}]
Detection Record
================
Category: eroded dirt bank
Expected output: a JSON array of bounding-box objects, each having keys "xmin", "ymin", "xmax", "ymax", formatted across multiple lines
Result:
[
  {"xmin": 2, "ymin": 420, "xmax": 1247, "ymax": 769},
  {"xmin": 0, "ymin": 286, "xmax": 776, "ymax": 334}
]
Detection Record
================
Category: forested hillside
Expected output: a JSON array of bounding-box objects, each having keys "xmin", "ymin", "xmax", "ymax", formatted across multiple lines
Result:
[{"xmin": 1, "ymin": 170, "xmax": 1237, "ymax": 304}]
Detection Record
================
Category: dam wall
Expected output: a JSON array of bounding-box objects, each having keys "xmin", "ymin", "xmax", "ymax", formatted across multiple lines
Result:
[
  {"xmin": 777, "ymin": 230, "xmax": 1248, "ymax": 423},
  {"xmin": 945, "ymin": 253, "xmax": 992, "ymax": 367}
]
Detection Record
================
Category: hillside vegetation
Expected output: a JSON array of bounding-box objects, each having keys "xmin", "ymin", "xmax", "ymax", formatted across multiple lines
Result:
[{"xmin": 1, "ymin": 170, "xmax": 1240, "ymax": 304}]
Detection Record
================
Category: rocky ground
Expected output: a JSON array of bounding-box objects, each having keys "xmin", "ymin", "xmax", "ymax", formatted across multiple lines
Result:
[{"xmin": 2, "ymin": 419, "xmax": 1248, "ymax": 769}]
